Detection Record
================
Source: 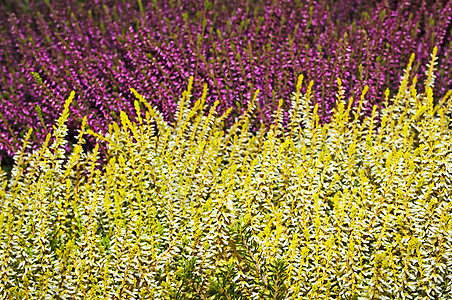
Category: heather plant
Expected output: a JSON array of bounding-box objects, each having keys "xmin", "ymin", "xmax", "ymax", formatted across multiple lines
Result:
[
  {"xmin": 0, "ymin": 54, "xmax": 451, "ymax": 299},
  {"xmin": 0, "ymin": 0, "xmax": 451, "ymax": 162}
]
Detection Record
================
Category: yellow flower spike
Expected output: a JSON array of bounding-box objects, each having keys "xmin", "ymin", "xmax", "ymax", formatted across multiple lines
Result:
[
  {"xmin": 224, "ymin": 106, "xmax": 233, "ymax": 118},
  {"xmin": 65, "ymin": 90, "xmax": 75, "ymax": 108},
  {"xmin": 381, "ymin": 88, "xmax": 390, "ymax": 111},
  {"xmin": 192, "ymin": 97, "xmax": 202, "ymax": 110},
  {"xmin": 128, "ymin": 116, "xmax": 141, "ymax": 143},
  {"xmin": 253, "ymin": 88, "xmax": 260, "ymax": 102},
  {"xmin": 425, "ymin": 46, "xmax": 438, "ymax": 89},
  {"xmin": 134, "ymin": 99, "xmax": 143, "ymax": 126},
  {"xmin": 296, "ymin": 74, "xmax": 304, "ymax": 94},
  {"xmin": 24, "ymin": 127, "xmax": 33, "ymax": 143},
  {"xmin": 431, "ymin": 45, "xmax": 438, "ymax": 57},
  {"xmin": 130, "ymin": 87, "xmax": 140, "ymax": 98},
  {"xmin": 393, "ymin": 53, "xmax": 415, "ymax": 108},
  {"xmin": 355, "ymin": 85, "xmax": 368, "ymax": 118},
  {"xmin": 409, "ymin": 52, "xmax": 415, "ymax": 66},
  {"xmin": 306, "ymin": 80, "xmax": 314, "ymax": 99},
  {"xmin": 56, "ymin": 90, "xmax": 75, "ymax": 129},
  {"xmin": 112, "ymin": 121, "xmax": 121, "ymax": 138},
  {"xmin": 40, "ymin": 132, "xmax": 51, "ymax": 153},
  {"xmin": 337, "ymin": 76, "xmax": 342, "ymax": 91},
  {"xmin": 187, "ymin": 75, "xmax": 194, "ymax": 95},
  {"xmin": 120, "ymin": 110, "xmax": 130, "ymax": 131},
  {"xmin": 370, "ymin": 104, "xmax": 378, "ymax": 122},
  {"xmin": 313, "ymin": 103, "xmax": 319, "ymax": 127},
  {"xmin": 426, "ymin": 86, "xmax": 434, "ymax": 116},
  {"xmin": 300, "ymin": 80, "xmax": 315, "ymax": 128},
  {"xmin": 119, "ymin": 111, "xmax": 136, "ymax": 148},
  {"xmin": 410, "ymin": 75, "xmax": 418, "ymax": 97},
  {"xmin": 81, "ymin": 115, "xmax": 87, "ymax": 128},
  {"xmin": 201, "ymin": 83, "xmax": 208, "ymax": 107},
  {"xmin": 175, "ymin": 76, "xmax": 194, "ymax": 126},
  {"xmin": 431, "ymin": 90, "xmax": 452, "ymax": 117},
  {"xmin": 130, "ymin": 87, "xmax": 159, "ymax": 122},
  {"xmin": 335, "ymin": 95, "xmax": 352, "ymax": 128}
]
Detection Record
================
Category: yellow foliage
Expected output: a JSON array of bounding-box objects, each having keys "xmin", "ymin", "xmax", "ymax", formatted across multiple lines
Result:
[{"xmin": 0, "ymin": 52, "xmax": 451, "ymax": 299}]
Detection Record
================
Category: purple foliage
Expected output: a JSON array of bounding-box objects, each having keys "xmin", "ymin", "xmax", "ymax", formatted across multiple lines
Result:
[{"xmin": 0, "ymin": 0, "xmax": 451, "ymax": 162}]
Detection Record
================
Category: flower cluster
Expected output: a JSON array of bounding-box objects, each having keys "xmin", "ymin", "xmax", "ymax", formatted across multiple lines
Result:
[
  {"xmin": 0, "ymin": 0, "xmax": 450, "ymax": 162},
  {"xmin": 0, "ymin": 54, "xmax": 451, "ymax": 299}
]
